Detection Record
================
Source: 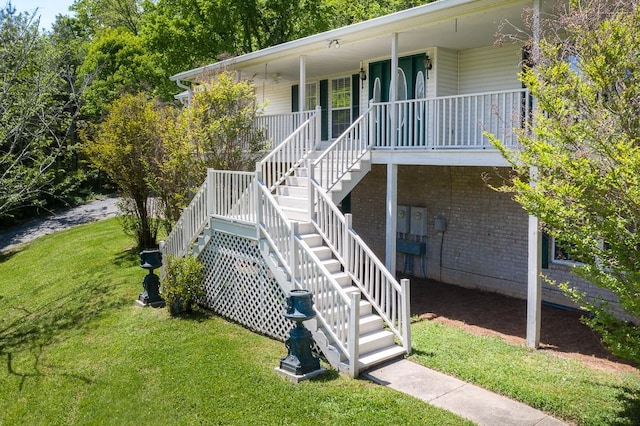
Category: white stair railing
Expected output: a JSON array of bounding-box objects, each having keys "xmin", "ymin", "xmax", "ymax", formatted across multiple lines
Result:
[
  {"xmin": 308, "ymin": 177, "xmax": 411, "ymax": 352},
  {"xmin": 312, "ymin": 105, "xmax": 372, "ymax": 191},
  {"xmin": 258, "ymin": 106, "xmax": 321, "ymax": 191},
  {"xmin": 162, "ymin": 176, "xmax": 210, "ymax": 259},
  {"xmin": 256, "ymin": 175, "xmax": 359, "ymax": 374}
]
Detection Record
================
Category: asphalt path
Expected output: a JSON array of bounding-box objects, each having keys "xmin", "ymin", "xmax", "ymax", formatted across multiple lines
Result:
[{"xmin": 0, "ymin": 196, "xmax": 120, "ymax": 253}]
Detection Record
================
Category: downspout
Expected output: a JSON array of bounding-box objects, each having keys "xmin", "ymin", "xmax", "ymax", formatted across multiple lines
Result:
[{"xmin": 175, "ymin": 79, "xmax": 192, "ymax": 105}]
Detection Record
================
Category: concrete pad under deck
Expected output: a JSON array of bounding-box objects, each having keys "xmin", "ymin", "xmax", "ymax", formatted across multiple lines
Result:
[{"xmin": 363, "ymin": 359, "xmax": 567, "ymax": 426}]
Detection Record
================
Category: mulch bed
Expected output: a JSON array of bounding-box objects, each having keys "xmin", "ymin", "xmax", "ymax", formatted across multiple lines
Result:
[{"xmin": 406, "ymin": 277, "xmax": 638, "ymax": 373}]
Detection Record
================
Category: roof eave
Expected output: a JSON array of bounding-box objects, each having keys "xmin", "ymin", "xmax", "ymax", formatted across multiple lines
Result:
[{"xmin": 169, "ymin": 0, "xmax": 486, "ymax": 82}]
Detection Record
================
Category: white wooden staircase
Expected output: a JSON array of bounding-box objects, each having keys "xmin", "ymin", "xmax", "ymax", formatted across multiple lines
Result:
[{"xmin": 162, "ymin": 105, "xmax": 410, "ymax": 377}]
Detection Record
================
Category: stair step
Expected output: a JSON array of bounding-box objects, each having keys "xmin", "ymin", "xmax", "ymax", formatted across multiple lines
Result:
[
  {"xmin": 281, "ymin": 206, "xmax": 308, "ymax": 221},
  {"xmin": 358, "ymin": 345, "xmax": 407, "ymax": 370},
  {"xmin": 275, "ymin": 194, "xmax": 308, "ymax": 209},
  {"xmin": 297, "ymin": 222, "xmax": 315, "ymax": 234},
  {"xmin": 334, "ymin": 313, "xmax": 383, "ymax": 335},
  {"xmin": 358, "ymin": 329, "xmax": 396, "ymax": 355},
  {"xmin": 309, "ymin": 245, "xmax": 331, "ymax": 260},
  {"xmin": 278, "ymin": 185, "xmax": 307, "ymax": 198},
  {"xmin": 321, "ymin": 258, "xmax": 341, "ymax": 273},
  {"xmin": 300, "ymin": 233, "xmax": 322, "ymax": 247},
  {"xmin": 286, "ymin": 176, "xmax": 308, "ymax": 187}
]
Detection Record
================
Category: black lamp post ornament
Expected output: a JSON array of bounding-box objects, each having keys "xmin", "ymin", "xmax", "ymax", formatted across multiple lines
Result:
[
  {"xmin": 277, "ymin": 289, "xmax": 325, "ymax": 382},
  {"xmin": 136, "ymin": 249, "xmax": 165, "ymax": 307}
]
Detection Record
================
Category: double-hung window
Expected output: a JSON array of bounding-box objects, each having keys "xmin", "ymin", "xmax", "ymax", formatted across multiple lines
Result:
[
  {"xmin": 304, "ymin": 82, "xmax": 317, "ymax": 111},
  {"xmin": 331, "ymin": 77, "xmax": 351, "ymax": 138}
]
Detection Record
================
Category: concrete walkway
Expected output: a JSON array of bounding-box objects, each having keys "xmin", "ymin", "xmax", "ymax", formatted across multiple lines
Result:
[{"xmin": 363, "ymin": 359, "xmax": 567, "ymax": 426}]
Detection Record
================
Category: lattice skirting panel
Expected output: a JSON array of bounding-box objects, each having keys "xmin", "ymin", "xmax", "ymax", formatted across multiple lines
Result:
[{"xmin": 198, "ymin": 230, "xmax": 291, "ymax": 342}]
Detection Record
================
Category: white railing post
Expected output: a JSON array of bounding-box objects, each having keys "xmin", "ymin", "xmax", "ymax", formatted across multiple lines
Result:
[
  {"xmin": 349, "ymin": 291, "xmax": 361, "ymax": 378},
  {"xmin": 401, "ymin": 278, "xmax": 411, "ymax": 354},
  {"xmin": 255, "ymin": 166, "xmax": 263, "ymax": 237},
  {"xmin": 315, "ymin": 105, "xmax": 322, "ymax": 147},
  {"xmin": 344, "ymin": 214, "xmax": 352, "ymax": 270},
  {"xmin": 307, "ymin": 159, "xmax": 315, "ymax": 222},
  {"xmin": 291, "ymin": 221, "xmax": 299, "ymax": 283},
  {"xmin": 207, "ymin": 168, "xmax": 215, "ymax": 216}
]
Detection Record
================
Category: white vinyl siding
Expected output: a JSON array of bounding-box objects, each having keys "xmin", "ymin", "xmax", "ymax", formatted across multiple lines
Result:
[
  {"xmin": 435, "ymin": 47, "xmax": 458, "ymax": 97},
  {"xmin": 458, "ymin": 44, "xmax": 522, "ymax": 94},
  {"xmin": 260, "ymin": 83, "xmax": 292, "ymax": 115}
]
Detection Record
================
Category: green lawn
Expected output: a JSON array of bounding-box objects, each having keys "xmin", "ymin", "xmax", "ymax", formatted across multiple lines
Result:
[
  {"xmin": 410, "ymin": 313, "xmax": 640, "ymax": 425},
  {"xmin": 0, "ymin": 218, "xmax": 469, "ymax": 425}
]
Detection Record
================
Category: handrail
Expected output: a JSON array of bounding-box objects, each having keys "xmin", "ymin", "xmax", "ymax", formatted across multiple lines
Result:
[
  {"xmin": 257, "ymin": 106, "xmax": 321, "ymax": 191},
  {"xmin": 308, "ymin": 177, "xmax": 409, "ymax": 349},
  {"xmin": 312, "ymin": 105, "xmax": 372, "ymax": 191}
]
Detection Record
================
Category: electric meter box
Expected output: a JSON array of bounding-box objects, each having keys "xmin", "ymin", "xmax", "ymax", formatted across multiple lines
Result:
[
  {"xmin": 410, "ymin": 207, "xmax": 427, "ymax": 237},
  {"xmin": 397, "ymin": 205, "xmax": 410, "ymax": 234}
]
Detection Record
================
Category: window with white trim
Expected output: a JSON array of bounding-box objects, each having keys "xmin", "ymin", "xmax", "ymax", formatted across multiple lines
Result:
[
  {"xmin": 331, "ymin": 77, "xmax": 351, "ymax": 138},
  {"xmin": 304, "ymin": 82, "xmax": 317, "ymax": 111}
]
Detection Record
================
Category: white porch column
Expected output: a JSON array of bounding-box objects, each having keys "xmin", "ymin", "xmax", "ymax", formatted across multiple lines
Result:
[
  {"xmin": 390, "ymin": 33, "xmax": 398, "ymax": 149},
  {"xmin": 527, "ymin": 210, "xmax": 542, "ymax": 348},
  {"xmin": 299, "ymin": 56, "xmax": 306, "ymax": 111},
  {"xmin": 527, "ymin": 0, "xmax": 542, "ymax": 349},
  {"xmin": 385, "ymin": 163, "xmax": 398, "ymax": 274}
]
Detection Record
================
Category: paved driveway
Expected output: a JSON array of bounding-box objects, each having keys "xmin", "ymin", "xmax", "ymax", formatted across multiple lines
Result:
[{"xmin": 0, "ymin": 196, "xmax": 119, "ymax": 252}]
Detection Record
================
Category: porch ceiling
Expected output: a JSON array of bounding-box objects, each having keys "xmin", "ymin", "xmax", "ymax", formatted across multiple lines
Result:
[{"xmin": 173, "ymin": 0, "xmax": 557, "ymax": 85}]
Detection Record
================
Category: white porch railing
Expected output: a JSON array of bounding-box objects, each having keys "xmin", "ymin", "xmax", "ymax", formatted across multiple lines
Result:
[
  {"xmin": 253, "ymin": 111, "xmax": 315, "ymax": 151},
  {"xmin": 208, "ymin": 169, "xmax": 256, "ymax": 223},
  {"xmin": 312, "ymin": 105, "xmax": 372, "ymax": 192},
  {"xmin": 308, "ymin": 178, "xmax": 411, "ymax": 352},
  {"xmin": 257, "ymin": 106, "xmax": 321, "ymax": 191},
  {"xmin": 372, "ymin": 88, "xmax": 530, "ymax": 149}
]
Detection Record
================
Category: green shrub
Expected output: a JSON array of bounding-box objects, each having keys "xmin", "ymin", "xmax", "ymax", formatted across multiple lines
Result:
[{"xmin": 162, "ymin": 254, "xmax": 205, "ymax": 316}]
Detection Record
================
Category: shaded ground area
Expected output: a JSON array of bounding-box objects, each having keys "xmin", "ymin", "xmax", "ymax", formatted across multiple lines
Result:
[
  {"xmin": 0, "ymin": 196, "xmax": 119, "ymax": 253},
  {"xmin": 408, "ymin": 277, "xmax": 638, "ymax": 374}
]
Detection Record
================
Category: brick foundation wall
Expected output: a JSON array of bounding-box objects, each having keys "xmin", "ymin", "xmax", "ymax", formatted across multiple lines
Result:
[{"xmin": 350, "ymin": 164, "xmax": 626, "ymax": 317}]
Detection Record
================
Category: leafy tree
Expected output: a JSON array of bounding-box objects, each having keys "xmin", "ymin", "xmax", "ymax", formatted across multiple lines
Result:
[
  {"xmin": 71, "ymin": 0, "xmax": 142, "ymax": 35},
  {"xmin": 77, "ymin": 27, "xmax": 168, "ymax": 119},
  {"xmin": 325, "ymin": 0, "xmax": 431, "ymax": 26},
  {"xmin": 140, "ymin": 0, "xmax": 330, "ymax": 77},
  {"xmin": 151, "ymin": 72, "xmax": 266, "ymax": 230},
  {"xmin": 83, "ymin": 92, "xmax": 162, "ymax": 248},
  {"xmin": 0, "ymin": 5, "xmax": 79, "ymax": 218},
  {"xmin": 491, "ymin": 0, "xmax": 640, "ymax": 364},
  {"xmin": 183, "ymin": 71, "xmax": 266, "ymax": 172}
]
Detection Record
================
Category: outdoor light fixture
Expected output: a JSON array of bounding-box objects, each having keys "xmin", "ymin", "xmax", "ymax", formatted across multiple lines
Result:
[
  {"xmin": 359, "ymin": 66, "xmax": 367, "ymax": 88},
  {"xmin": 328, "ymin": 39, "xmax": 340, "ymax": 49},
  {"xmin": 423, "ymin": 53, "xmax": 433, "ymax": 79}
]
